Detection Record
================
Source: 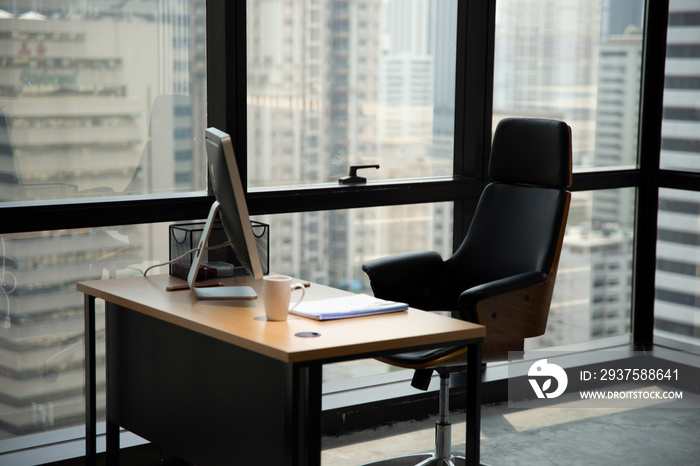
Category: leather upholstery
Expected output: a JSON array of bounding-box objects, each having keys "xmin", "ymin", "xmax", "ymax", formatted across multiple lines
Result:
[{"xmin": 489, "ymin": 117, "xmax": 572, "ymax": 188}]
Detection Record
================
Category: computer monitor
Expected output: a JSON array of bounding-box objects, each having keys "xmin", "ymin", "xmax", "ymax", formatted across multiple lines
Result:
[{"xmin": 187, "ymin": 127, "xmax": 264, "ymax": 299}]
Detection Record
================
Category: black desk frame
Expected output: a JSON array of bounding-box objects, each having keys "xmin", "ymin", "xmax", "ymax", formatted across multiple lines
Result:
[{"xmin": 84, "ymin": 296, "xmax": 483, "ymax": 465}]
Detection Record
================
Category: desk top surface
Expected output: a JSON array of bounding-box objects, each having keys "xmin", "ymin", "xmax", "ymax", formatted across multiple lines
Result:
[{"xmin": 78, "ymin": 274, "xmax": 485, "ymax": 364}]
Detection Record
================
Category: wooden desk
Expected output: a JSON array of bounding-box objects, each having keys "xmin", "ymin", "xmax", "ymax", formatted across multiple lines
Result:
[{"xmin": 79, "ymin": 274, "xmax": 485, "ymax": 466}]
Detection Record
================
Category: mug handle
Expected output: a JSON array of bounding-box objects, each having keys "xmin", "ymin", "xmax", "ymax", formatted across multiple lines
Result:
[{"xmin": 288, "ymin": 283, "xmax": 306, "ymax": 311}]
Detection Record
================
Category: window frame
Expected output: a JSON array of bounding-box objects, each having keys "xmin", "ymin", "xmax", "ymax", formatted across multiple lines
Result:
[
  {"xmin": 1, "ymin": 1, "xmax": 487, "ymax": 245},
  {"xmin": 0, "ymin": 0, "xmax": 693, "ymax": 351},
  {"xmin": 5, "ymin": 0, "xmax": 700, "ymax": 463}
]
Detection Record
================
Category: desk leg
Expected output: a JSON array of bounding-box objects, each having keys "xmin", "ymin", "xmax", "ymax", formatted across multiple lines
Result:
[
  {"xmin": 106, "ymin": 420, "xmax": 120, "ymax": 466},
  {"xmin": 466, "ymin": 339, "xmax": 482, "ymax": 466},
  {"xmin": 293, "ymin": 363, "xmax": 323, "ymax": 466},
  {"xmin": 84, "ymin": 294, "xmax": 96, "ymax": 466}
]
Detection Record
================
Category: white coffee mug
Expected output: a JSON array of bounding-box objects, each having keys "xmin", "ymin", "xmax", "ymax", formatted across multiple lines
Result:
[{"xmin": 263, "ymin": 275, "xmax": 306, "ymax": 321}]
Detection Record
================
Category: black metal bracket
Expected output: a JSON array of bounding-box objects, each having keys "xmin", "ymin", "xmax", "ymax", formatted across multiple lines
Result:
[{"xmin": 339, "ymin": 165, "xmax": 380, "ymax": 184}]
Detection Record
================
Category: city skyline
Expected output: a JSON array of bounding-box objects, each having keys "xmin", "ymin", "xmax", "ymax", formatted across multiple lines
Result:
[{"xmin": 0, "ymin": 0, "xmax": 698, "ymax": 450}]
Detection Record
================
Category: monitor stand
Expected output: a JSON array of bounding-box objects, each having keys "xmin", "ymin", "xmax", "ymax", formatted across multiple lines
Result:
[{"xmin": 187, "ymin": 201, "xmax": 257, "ymax": 300}]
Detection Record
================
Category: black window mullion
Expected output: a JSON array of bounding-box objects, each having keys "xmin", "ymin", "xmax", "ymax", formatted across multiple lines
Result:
[
  {"xmin": 207, "ymin": 0, "xmax": 248, "ymax": 192},
  {"xmin": 631, "ymin": 0, "xmax": 669, "ymax": 347},
  {"xmin": 0, "ymin": 196, "xmax": 214, "ymax": 234},
  {"xmin": 452, "ymin": 0, "xmax": 495, "ymax": 250},
  {"xmin": 247, "ymin": 178, "xmax": 481, "ymax": 216}
]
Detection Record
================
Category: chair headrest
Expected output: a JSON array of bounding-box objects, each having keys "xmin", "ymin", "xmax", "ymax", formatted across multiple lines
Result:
[{"xmin": 488, "ymin": 118, "xmax": 572, "ymax": 188}]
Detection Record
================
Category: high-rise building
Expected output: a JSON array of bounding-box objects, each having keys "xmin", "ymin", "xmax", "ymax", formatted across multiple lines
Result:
[
  {"xmin": 534, "ymin": 224, "xmax": 633, "ymax": 349},
  {"xmin": 495, "ymin": 1, "xmax": 644, "ymax": 348},
  {"xmin": 0, "ymin": 2, "xmax": 200, "ymax": 436},
  {"xmin": 654, "ymin": 1, "xmax": 700, "ymax": 346},
  {"xmin": 246, "ymin": 0, "xmax": 383, "ymax": 286},
  {"xmin": 565, "ymin": 25, "xmax": 644, "ymax": 345},
  {"xmin": 248, "ymin": 0, "xmax": 454, "ymax": 289},
  {"xmin": 591, "ymin": 26, "xmax": 642, "ymax": 229},
  {"xmin": 493, "ymin": 0, "xmax": 600, "ymax": 166}
]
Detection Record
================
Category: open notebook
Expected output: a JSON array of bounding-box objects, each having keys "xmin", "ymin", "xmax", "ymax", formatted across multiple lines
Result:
[{"xmin": 291, "ymin": 294, "xmax": 408, "ymax": 321}]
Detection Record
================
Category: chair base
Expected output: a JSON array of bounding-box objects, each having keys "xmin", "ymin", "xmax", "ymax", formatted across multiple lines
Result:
[{"xmin": 362, "ymin": 452, "xmax": 466, "ymax": 466}]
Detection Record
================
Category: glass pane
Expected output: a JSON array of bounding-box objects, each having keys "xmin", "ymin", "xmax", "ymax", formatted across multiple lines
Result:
[
  {"xmin": 246, "ymin": 0, "xmax": 458, "ymax": 187},
  {"xmin": 253, "ymin": 202, "xmax": 453, "ymax": 292},
  {"xmin": 0, "ymin": 1, "xmax": 207, "ymax": 203},
  {"xmin": 659, "ymin": 2, "xmax": 700, "ymax": 171},
  {"xmin": 494, "ymin": 0, "xmax": 645, "ymax": 170},
  {"xmin": 0, "ymin": 202, "xmax": 451, "ymax": 452},
  {"xmin": 527, "ymin": 189, "xmax": 635, "ymax": 350},
  {"xmin": 253, "ymin": 202, "xmax": 453, "ymax": 384},
  {"xmin": 0, "ymin": 222, "xmax": 170, "ymax": 457},
  {"xmin": 655, "ymin": 189, "xmax": 700, "ymax": 346}
]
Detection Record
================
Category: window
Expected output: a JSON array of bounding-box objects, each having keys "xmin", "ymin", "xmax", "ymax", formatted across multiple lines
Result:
[
  {"xmin": 495, "ymin": 0, "xmax": 643, "ymax": 348},
  {"xmin": 0, "ymin": 1, "xmax": 205, "ymax": 461},
  {"xmin": 246, "ymin": 0, "xmax": 458, "ymax": 188},
  {"xmin": 0, "ymin": 222, "xmax": 170, "ymax": 456},
  {"xmin": 494, "ymin": 0, "xmax": 643, "ymax": 171},
  {"xmin": 656, "ymin": 190, "xmax": 700, "ymax": 345},
  {"xmin": 0, "ymin": 0, "xmax": 691, "ymax": 463},
  {"xmin": 253, "ymin": 202, "xmax": 453, "ymax": 292},
  {"xmin": 655, "ymin": 0, "xmax": 700, "ymax": 347},
  {"xmin": 526, "ymin": 190, "xmax": 635, "ymax": 350},
  {"xmin": 0, "ymin": 2, "xmax": 207, "ymax": 204},
  {"xmin": 243, "ymin": 0, "xmax": 460, "ymax": 295},
  {"xmin": 659, "ymin": 4, "xmax": 700, "ymax": 172}
]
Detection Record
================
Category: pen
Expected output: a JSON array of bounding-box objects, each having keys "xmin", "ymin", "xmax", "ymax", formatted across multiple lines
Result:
[{"xmin": 166, "ymin": 282, "xmax": 224, "ymax": 292}]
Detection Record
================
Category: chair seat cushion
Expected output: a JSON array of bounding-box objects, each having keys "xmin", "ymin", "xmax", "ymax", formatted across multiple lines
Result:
[{"xmin": 381, "ymin": 343, "xmax": 467, "ymax": 367}]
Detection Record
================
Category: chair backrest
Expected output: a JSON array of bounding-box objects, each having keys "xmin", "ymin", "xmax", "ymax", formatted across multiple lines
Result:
[
  {"xmin": 443, "ymin": 118, "xmax": 572, "ymax": 323},
  {"xmin": 489, "ymin": 117, "xmax": 572, "ymax": 189}
]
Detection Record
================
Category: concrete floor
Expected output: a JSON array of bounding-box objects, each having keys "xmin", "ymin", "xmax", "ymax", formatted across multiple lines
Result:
[{"xmin": 322, "ymin": 399, "xmax": 700, "ymax": 465}]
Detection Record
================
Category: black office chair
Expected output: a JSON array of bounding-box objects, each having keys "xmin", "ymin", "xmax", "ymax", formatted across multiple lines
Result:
[{"xmin": 361, "ymin": 118, "xmax": 572, "ymax": 466}]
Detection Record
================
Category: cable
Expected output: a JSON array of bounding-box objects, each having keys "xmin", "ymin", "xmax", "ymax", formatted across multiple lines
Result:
[
  {"xmin": 142, "ymin": 240, "xmax": 232, "ymax": 277},
  {"xmin": 142, "ymin": 247, "xmax": 199, "ymax": 277}
]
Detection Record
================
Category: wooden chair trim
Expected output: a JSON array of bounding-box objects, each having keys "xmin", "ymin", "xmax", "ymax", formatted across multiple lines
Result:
[
  {"xmin": 482, "ymin": 337, "xmax": 525, "ymax": 362},
  {"xmin": 475, "ymin": 191, "xmax": 570, "ymax": 340}
]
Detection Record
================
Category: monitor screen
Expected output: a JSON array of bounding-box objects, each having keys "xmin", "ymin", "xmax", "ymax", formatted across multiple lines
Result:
[{"xmin": 186, "ymin": 127, "xmax": 263, "ymax": 299}]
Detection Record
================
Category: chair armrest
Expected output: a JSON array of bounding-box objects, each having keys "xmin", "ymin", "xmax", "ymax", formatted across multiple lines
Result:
[
  {"xmin": 362, "ymin": 251, "xmax": 444, "ymax": 301},
  {"xmin": 458, "ymin": 271, "xmax": 547, "ymax": 322}
]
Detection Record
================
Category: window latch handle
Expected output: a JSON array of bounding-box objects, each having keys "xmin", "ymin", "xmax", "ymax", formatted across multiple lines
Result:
[{"xmin": 339, "ymin": 165, "xmax": 380, "ymax": 184}]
